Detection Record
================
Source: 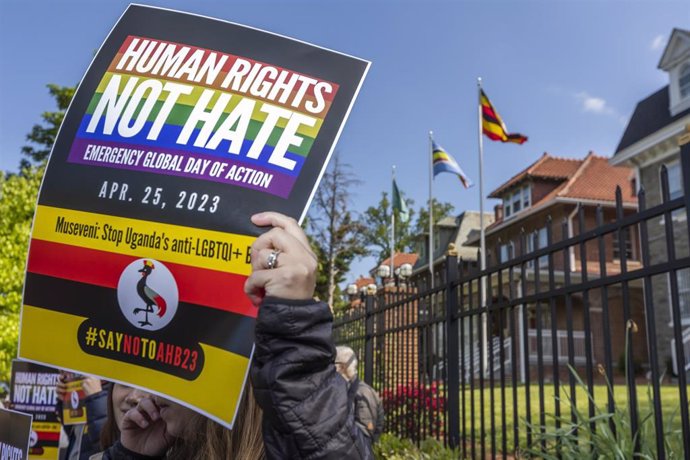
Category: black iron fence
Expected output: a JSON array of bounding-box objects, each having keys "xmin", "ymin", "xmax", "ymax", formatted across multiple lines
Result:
[{"xmin": 334, "ymin": 144, "xmax": 690, "ymax": 459}]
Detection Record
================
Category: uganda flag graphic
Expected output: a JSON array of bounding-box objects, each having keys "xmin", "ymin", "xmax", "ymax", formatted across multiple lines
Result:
[
  {"xmin": 19, "ymin": 5, "xmax": 369, "ymax": 429},
  {"xmin": 480, "ymin": 89, "xmax": 528, "ymax": 145}
]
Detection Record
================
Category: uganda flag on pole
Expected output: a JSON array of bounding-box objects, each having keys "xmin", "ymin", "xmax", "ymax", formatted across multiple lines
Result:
[{"xmin": 480, "ymin": 89, "xmax": 528, "ymax": 144}]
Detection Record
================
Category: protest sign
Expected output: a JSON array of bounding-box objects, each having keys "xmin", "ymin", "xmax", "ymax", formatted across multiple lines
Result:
[
  {"xmin": 19, "ymin": 4, "xmax": 369, "ymax": 428},
  {"xmin": 9, "ymin": 361, "xmax": 60, "ymax": 459},
  {"xmin": 59, "ymin": 373, "xmax": 86, "ymax": 425},
  {"xmin": 0, "ymin": 408, "xmax": 32, "ymax": 460}
]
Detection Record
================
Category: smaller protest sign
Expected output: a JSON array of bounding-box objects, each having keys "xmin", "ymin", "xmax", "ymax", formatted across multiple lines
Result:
[
  {"xmin": 9, "ymin": 361, "xmax": 60, "ymax": 460},
  {"xmin": 0, "ymin": 408, "xmax": 33, "ymax": 460},
  {"xmin": 60, "ymin": 373, "xmax": 86, "ymax": 425}
]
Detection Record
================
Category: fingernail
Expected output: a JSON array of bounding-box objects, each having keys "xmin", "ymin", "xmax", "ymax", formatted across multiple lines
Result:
[{"xmin": 141, "ymin": 420, "xmax": 149, "ymax": 428}]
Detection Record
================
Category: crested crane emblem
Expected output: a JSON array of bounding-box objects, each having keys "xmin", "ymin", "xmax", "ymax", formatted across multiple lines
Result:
[{"xmin": 117, "ymin": 258, "xmax": 178, "ymax": 330}]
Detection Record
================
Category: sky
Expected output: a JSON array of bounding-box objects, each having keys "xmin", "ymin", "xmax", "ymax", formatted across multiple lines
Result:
[{"xmin": 1, "ymin": 0, "xmax": 688, "ymax": 283}]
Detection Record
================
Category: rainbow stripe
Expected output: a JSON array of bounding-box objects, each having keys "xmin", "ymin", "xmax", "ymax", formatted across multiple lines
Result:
[{"xmin": 67, "ymin": 35, "xmax": 339, "ymax": 197}]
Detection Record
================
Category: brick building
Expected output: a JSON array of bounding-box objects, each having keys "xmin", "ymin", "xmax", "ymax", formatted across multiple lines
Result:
[{"xmin": 467, "ymin": 152, "xmax": 647, "ymax": 379}]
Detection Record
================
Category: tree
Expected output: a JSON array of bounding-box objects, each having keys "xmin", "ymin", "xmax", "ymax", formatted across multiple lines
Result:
[
  {"xmin": 360, "ymin": 191, "xmax": 416, "ymax": 265},
  {"xmin": 0, "ymin": 82, "xmax": 70, "ymax": 380},
  {"xmin": 20, "ymin": 84, "xmax": 75, "ymax": 168},
  {"xmin": 414, "ymin": 198, "xmax": 455, "ymax": 236},
  {"xmin": 0, "ymin": 165, "xmax": 44, "ymax": 381},
  {"xmin": 307, "ymin": 155, "xmax": 367, "ymax": 311}
]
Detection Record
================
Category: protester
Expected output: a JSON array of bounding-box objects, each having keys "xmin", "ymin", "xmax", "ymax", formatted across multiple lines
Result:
[
  {"xmin": 94, "ymin": 383, "xmax": 152, "ymax": 456},
  {"xmin": 335, "ymin": 346, "xmax": 385, "ymax": 443},
  {"xmin": 99, "ymin": 212, "xmax": 372, "ymax": 459},
  {"xmin": 56, "ymin": 374, "xmax": 108, "ymax": 460}
]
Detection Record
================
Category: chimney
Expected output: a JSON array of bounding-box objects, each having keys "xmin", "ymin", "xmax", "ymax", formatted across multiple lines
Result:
[{"xmin": 494, "ymin": 203, "xmax": 504, "ymax": 222}]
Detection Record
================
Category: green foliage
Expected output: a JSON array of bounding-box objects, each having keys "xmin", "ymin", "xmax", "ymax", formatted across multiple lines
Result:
[
  {"xmin": 20, "ymin": 84, "xmax": 75, "ymax": 167},
  {"xmin": 360, "ymin": 191, "xmax": 416, "ymax": 264},
  {"xmin": 374, "ymin": 433, "xmax": 460, "ymax": 460},
  {"xmin": 523, "ymin": 365, "xmax": 685, "ymax": 459},
  {"xmin": 414, "ymin": 198, "xmax": 455, "ymax": 237},
  {"xmin": 0, "ymin": 165, "xmax": 44, "ymax": 381}
]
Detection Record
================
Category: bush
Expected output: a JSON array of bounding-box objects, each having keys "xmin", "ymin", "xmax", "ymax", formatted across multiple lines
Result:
[
  {"xmin": 374, "ymin": 433, "xmax": 460, "ymax": 460},
  {"xmin": 380, "ymin": 382, "xmax": 446, "ymax": 443}
]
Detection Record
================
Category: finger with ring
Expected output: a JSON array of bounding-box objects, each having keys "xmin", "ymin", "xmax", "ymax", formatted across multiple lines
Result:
[{"xmin": 266, "ymin": 249, "xmax": 281, "ymax": 269}]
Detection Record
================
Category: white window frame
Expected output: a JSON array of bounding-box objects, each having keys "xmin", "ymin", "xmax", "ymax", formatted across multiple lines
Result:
[
  {"xmin": 512, "ymin": 190, "xmax": 522, "ymax": 214},
  {"xmin": 680, "ymin": 63, "xmax": 690, "ymax": 99},
  {"xmin": 504, "ymin": 185, "xmax": 531, "ymax": 220},
  {"xmin": 662, "ymin": 160, "xmax": 683, "ymax": 201},
  {"xmin": 523, "ymin": 185, "xmax": 531, "ymax": 209},
  {"xmin": 499, "ymin": 242, "xmax": 514, "ymax": 263},
  {"xmin": 526, "ymin": 227, "xmax": 548, "ymax": 268},
  {"xmin": 667, "ymin": 268, "xmax": 690, "ymax": 327}
]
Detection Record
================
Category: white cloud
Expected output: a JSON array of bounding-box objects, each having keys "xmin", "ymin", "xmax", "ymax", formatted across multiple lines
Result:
[
  {"xmin": 574, "ymin": 91, "xmax": 626, "ymax": 126},
  {"xmin": 575, "ymin": 91, "xmax": 610, "ymax": 114},
  {"xmin": 650, "ymin": 34, "xmax": 666, "ymax": 51}
]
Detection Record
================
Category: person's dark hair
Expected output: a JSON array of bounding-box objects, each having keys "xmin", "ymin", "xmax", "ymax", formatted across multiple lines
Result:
[{"xmin": 166, "ymin": 385, "xmax": 264, "ymax": 460}]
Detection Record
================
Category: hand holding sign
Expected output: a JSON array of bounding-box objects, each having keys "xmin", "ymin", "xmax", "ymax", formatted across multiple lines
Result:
[{"xmin": 245, "ymin": 212, "xmax": 317, "ymax": 306}]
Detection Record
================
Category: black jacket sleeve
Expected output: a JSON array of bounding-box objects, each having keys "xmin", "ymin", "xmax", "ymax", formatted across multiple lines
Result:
[
  {"xmin": 81, "ymin": 389, "xmax": 109, "ymax": 460},
  {"xmin": 250, "ymin": 297, "xmax": 373, "ymax": 460}
]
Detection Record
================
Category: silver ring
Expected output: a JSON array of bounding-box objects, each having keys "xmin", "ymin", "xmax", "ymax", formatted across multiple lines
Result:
[{"xmin": 266, "ymin": 250, "xmax": 281, "ymax": 269}]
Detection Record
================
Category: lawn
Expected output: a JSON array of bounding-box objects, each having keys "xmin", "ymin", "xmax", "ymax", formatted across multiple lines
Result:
[{"xmin": 456, "ymin": 381, "xmax": 688, "ymax": 457}]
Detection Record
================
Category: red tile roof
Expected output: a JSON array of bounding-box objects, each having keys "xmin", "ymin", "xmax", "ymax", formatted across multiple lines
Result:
[
  {"xmin": 559, "ymin": 155, "xmax": 636, "ymax": 202},
  {"xmin": 489, "ymin": 152, "xmax": 582, "ymax": 198},
  {"xmin": 486, "ymin": 152, "xmax": 636, "ymax": 232},
  {"xmin": 353, "ymin": 276, "xmax": 375, "ymax": 290},
  {"xmin": 378, "ymin": 252, "xmax": 419, "ymax": 268}
]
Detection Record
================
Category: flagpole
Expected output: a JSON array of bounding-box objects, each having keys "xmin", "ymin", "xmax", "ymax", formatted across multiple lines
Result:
[
  {"xmin": 478, "ymin": 77, "xmax": 488, "ymax": 374},
  {"xmin": 391, "ymin": 165, "xmax": 396, "ymax": 283},
  {"xmin": 428, "ymin": 131, "xmax": 434, "ymax": 290}
]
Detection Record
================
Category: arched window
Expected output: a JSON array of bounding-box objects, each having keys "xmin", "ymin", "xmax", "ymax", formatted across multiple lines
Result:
[{"xmin": 680, "ymin": 63, "xmax": 690, "ymax": 98}]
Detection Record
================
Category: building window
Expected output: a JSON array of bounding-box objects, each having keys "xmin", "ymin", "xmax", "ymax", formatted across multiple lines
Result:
[
  {"xmin": 668, "ymin": 268, "xmax": 690, "ymax": 325},
  {"xmin": 499, "ymin": 242, "xmax": 514, "ymax": 263},
  {"xmin": 523, "ymin": 185, "xmax": 531, "ymax": 209},
  {"xmin": 663, "ymin": 161, "xmax": 683, "ymax": 200},
  {"xmin": 612, "ymin": 227, "xmax": 634, "ymax": 260},
  {"xmin": 512, "ymin": 190, "xmax": 522, "ymax": 213},
  {"xmin": 504, "ymin": 197, "xmax": 512, "ymax": 218},
  {"xmin": 503, "ymin": 185, "xmax": 531, "ymax": 219},
  {"xmin": 680, "ymin": 63, "xmax": 690, "ymax": 99},
  {"xmin": 434, "ymin": 232, "xmax": 440, "ymax": 250},
  {"xmin": 526, "ymin": 227, "xmax": 549, "ymax": 268}
]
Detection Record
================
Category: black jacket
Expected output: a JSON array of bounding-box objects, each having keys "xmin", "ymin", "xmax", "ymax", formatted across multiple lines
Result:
[{"xmin": 251, "ymin": 297, "xmax": 373, "ymax": 459}]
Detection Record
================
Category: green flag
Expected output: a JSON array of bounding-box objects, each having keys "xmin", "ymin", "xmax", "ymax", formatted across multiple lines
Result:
[{"xmin": 392, "ymin": 178, "xmax": 409, "ymax": 223}]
